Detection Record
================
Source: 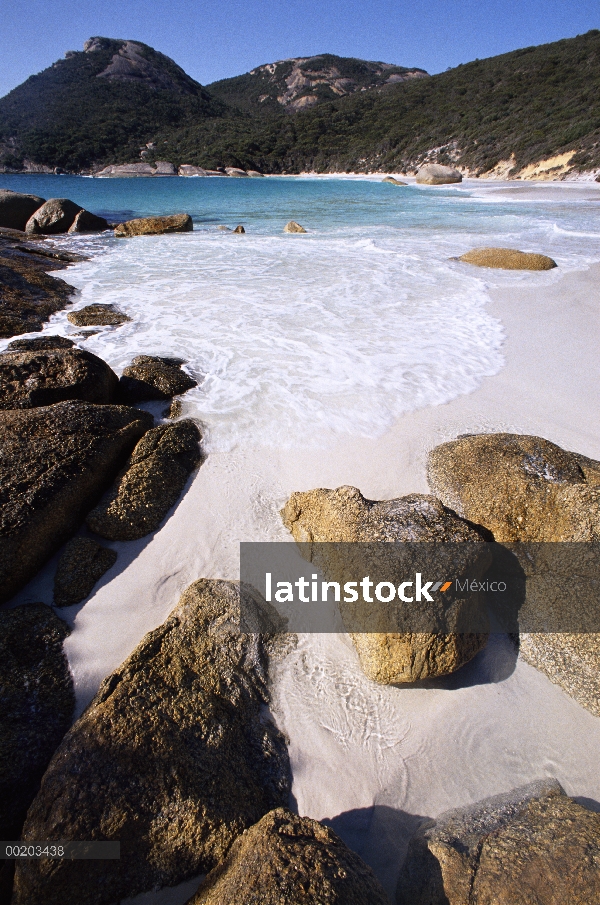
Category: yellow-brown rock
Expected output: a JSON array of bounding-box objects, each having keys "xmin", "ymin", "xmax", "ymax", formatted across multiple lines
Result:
[
  {"xmin": 458, "ymin": 247, "xmax": 557, "ymax": 270},
  {"xmin": 281, "ymin": 487, "xmax": 489, "ymax": 683},
  {"xmin": 396, "ymin": 780, "xmax": 600, "ymax": 905},
  {"xmin": 284, "ymin": 220, "xmax": 307, "ymax": 233},
  {"xmin": 188, "ymin": 808, "xmax": 389, "ymax": 905},
  {"xmin": 114, "ymin": 213, "xmax": 193, "ymax": 236},
  {"xmin": 416, "ymin": 164, "xmax": 462, "ymax": 184}
]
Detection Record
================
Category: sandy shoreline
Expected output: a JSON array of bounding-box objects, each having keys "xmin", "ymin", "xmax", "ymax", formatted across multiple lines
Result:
[{"xmin": 8, "ymin": 226, "xmax": 600, "ymax": 900}]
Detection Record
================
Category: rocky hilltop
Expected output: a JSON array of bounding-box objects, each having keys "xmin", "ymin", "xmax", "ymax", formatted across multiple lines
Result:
[{"xmin": 208, "ymin": 54, "xmax": 427, "ymax": 112}]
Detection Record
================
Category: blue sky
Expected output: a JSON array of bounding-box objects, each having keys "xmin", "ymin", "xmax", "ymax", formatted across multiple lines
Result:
[{"xmin": 0, "ymin": 0, "xmax": 598, "ymax": 98}]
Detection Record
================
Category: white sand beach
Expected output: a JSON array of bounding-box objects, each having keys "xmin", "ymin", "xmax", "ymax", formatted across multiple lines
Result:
[{"xmin": 9, "ymin": 209, "xmax": 600, "ymax": 900}]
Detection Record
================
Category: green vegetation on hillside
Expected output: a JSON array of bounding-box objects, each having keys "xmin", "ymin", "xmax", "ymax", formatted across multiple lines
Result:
[{"xmin": 1, "ymin": 31, "xmax": 599, "ymax": 174}]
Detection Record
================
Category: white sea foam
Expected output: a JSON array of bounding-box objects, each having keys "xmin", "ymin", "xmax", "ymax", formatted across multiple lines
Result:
[{"xmin": 34, "ymin": 228, "xmax": 505, "ymax": 451}]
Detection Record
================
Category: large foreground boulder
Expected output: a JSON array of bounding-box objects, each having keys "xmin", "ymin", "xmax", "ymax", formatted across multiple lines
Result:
[
  {"xmin": 188, "ymin": 808, "xmax": 389, "ymax": 905},
  {"xmin": 118, "ymin": 354, "xmax": 197, "ymax": 402},
  {"xmin": 0, "ymin": 604, "xmax": 74, "ymax": 841},
  {"xmin": 281, "ymin": 487, "xmax": 489, "ymax": 683},
  {"xmin": 0, "ymin": 345, "xmax": 118, "ymax": 409},
  {"xmin": 459, "ymin": 247, "xmax": 557, "ymax": 270},
  {"xmin": 67, "ymin": 303, "xmax": 131, "ymax": 326},
  {"xmin": 25, "ymin": 198, "xmax": 82, "ymax": 234},
  {"xmin": 427, "ymin": 432, "xmax": 600, "ymax": 714},
  {"xmin": 396, "ymin": 779, "xmax": 600, "ymax": 905},
  {"xmin": 13, "ymin": 579, "xmax": 290, "ymax": 905},
  {"xmin": 416, "ymin": 164, "xmax": 462, "ymax": 185},
  {"xmin": 53, "ymin": 536, "xmax": 117, "ymax": 607},
  {"xmin": 114, "ymin": 214, "xmax": 193, "ymax": 236},
  {"xmin": 0, "ymin": 400, "xmax": 153, "ymax": 603},
  {"xmin": 0, "ymin": 190, "xmax": 46, "ymax": 231},
  {"xmin": 87, "ymin": 420, "xmax": 202, "ymax": 540}
]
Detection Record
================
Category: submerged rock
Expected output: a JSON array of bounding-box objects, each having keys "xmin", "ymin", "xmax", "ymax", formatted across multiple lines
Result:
[
  {"xmin": 53, "ymin": 536, "xmax": 117, "ymax": 607},
  {"xmin": 382, "ymin": 176, "xmax": 407, "ymax": 185},
  {"xmin": 13, "ymin": 579, "xmax": 290, "ymax": 905},
  {"xmin": 67, "ymin": 303, "xmax": 131, "ymax": 326},
  {"xmin": 416, "ymin": 164, "xmax": 462, "ymax": 184},
  {"xmin": 114, "ymin": 213, "xmax": 193, "ymax": 236},
  {"xmin": 396, "ymin": 779, "xmax": 600, "ymax": 905},
  {"xmin": 0, "ymin": 346, "xmax": 118, "ymax": 409},
  {"xmin": 25, "ymin": 198, "xmax": 81, "ymax": 234},
  {"xmin": 87, "ymin": 419, "xmax": 202, "ymax": 540},
  {"xmin": 0, "ymin": 603, "xmax": 74, "ymax": 841},
  {"xmin": 188, "ymin": 808, "xmax": 389, "ymax": 905},
  {"xmin": 0, "ymin": 190, "xmax": 46, "ymax": 231},
  {"xmin": 118, "ymin": 355, "xmax": 197, "ymax": 402},
  {"xmin": 459, "ymin": 247, "xmax": 557, "ymax": 270},
  {"xmin": 281, "ymin": 487, "xmax": 489, "ymax": 683},
  {"xmin": 0, "ymin": 401, "xmax": 153, "ymax": 604},
  {"xmin": 284, "ymin": 220, "xmax": 307, "ymax": 233},
  {"xmin": 67, "ymin": 209, "xmax": 109, "ymax": 233}
]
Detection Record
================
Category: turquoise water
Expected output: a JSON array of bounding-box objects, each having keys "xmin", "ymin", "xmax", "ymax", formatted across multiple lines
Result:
[{"xmin": 2, "ymin": 175, "xmax": 599, "ymax": 450}]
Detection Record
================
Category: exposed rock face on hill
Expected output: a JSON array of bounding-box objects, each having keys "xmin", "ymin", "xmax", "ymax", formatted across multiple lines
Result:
[
  {"xmin": 0, "ymin": 603, "xmax": 74, "ymax": 841},
  {"xmin": 13, "ymin": 579, "xmax": 290, "ymax": 905},
  {"xmin": 87, "ymin": 37, "xmax": 204, "ymax": 94},
  {"xmin": 188, "ymin": 808, "xmax": 390, "ymax": 905},
  {"xmin": 0, "ymin": 345, "xmax": 118, "ymax": 408},
  {"xmin": 281, "ymin": 486, "xmax": 490, "ymax": 683},
  {"xmin": 209, "ymin": 54, "xmax": 428, "ymax": 112},
  {"xmin": 0, "ymin": 400, "xmax": 153, "ymax": 603},
  {"xmin": 396, "ymin": 779, "xmax": 600, "ymax": 905}
]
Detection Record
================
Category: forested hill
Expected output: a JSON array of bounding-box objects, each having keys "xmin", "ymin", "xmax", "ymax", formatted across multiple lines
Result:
[{"xmin": 1, "ymin": 30, "xmax": 599, "ymax": 175}]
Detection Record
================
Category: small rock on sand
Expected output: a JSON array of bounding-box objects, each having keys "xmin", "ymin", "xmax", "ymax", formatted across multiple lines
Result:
[
  {"xmin": 459, "ymin": 247, "xmax": 557, "ymax": 270},
  {"xmin": 114, "ymin": 214, "xmax": 193, "ymax": 237},
  {"xmin": 284, "ymin": 221, "xmax": 307, "ymax": 233},
  {"xmin": 396, "ymin": 779, "xmax": 600, "ymax": 905},
  {"xmin": 53, "ymin": 537, "xmax": 117, "ymax": 607},
  {"xmin": 188, "ymin": 808, "xmax": 389, "ymax": 905},
  {"xmin": 67, "ymin": 304, "xmax": 131, "ymax": 326}
]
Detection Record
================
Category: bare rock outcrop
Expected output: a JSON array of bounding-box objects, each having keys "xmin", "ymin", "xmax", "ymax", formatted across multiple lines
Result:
[
  {"xmin": 0, "ymin": 345, "xmax": 118, "ymax": 409},
  {"xmin": 87, "ymin": 419, "xmax": 202, "ymax": 540},
  {"xmin": 188, "ymin": 808, "xmax": 389, "ymax": 905},
  {"xmin": 0, "ymin": 603, "xmax": 74, "ymax": 842},
  {"xmin": 281, "ymin": 486, "xmax": 490, "ymax": 683},
  {"xmin": 12, "ymin": 579, "xmax": 290, "ymax": 905},
  {"xmin": 0, "ymin": 190, "xmax": 46, "ymax": 231},
  {"xmin": 118, "ymin": 354, "xmax": 197, "ymax": 402},
  {"xmin": 0, "ymin": 400, "xmax": 153, "ymax": 603},
  {"xmin": 459, "ymin": 247, "xmax": 557, "ymax": 270},
  {"xmin": 396, "ymin": 779, "xmax": 600, "ymax": 905},
  {"xmin": 416, "ymin": 164, "xmax": 462, "ymax": 185},
  {"xmin": 53, "ymin": 536, "xmax": 117, "ymax": 607},
  {"xmin": 114, "ymin": 213, "xmax": 193, "ymax": 236}
]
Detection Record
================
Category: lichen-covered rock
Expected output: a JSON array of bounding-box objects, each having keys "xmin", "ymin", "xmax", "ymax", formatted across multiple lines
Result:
[
  {"xmin": 114, "ymin": 213, "xmax": 193, "ymax": 236},
  {"xmin": 25, "ymin": 198, "xmax": 82, "ymax": 234},
  {"xmin": 427, "ymin": 433, "xmax": 600, "ymax": 543},
  {"xmin": 67, "ymin": 303, "xmax": 131, "ymax": 326},
  {"xmin": 281, "ymin": 487, "xmax": 489, "ymax": 683},
  {"xmin": 13, "ymin": 579, "xmax": 290, "ymax": 905},
  {"xmin": 0, "ymin": 346, "xmax": 118, "ymax": 409},
  {"xmin": 382, "ymin": 176, "xmax": 407, "ymax": 185},
  {"xmin": 416, "ymin": 164, "xmax": 462, "ymax": 185},
  {"xmin": 0, "ymin": 603, "xmax": 74, "ymax": 840},
  {"xmin": 427, "ymin": 433, "xmax": 600, "ymax": 714},
  {"xmin": 284, "ymin": 220, "xmax": 307, "ymax": 233},
  {"xmin": 0, "ymin": 401, "xmax": 153, "ymax": 603},
  {"xmin": 396, "ymin": 779, "xmax": 600, "ymax": 905},
  {"xmin": 118, "ymin": 355, "xmax": 197, "ymax": 402},
  {"xmin": 0, "ymin": 190, "xmax": 46, "ymax": 231},
  {"xmin": 459, "ymin": 247, "xmax": 557, "ymax": 270},
  {"xmin": 67, "ymin": 209, "xmax": 109, "ymax": 233},
  {"xmin": 188, "ymin": 808, "xmax": 389, "ymax": 905},
  {"xmin": 86, "ymin": 419, "xmax": 202, "ymax": 540},
  {"xmin": 54, "ymin": 536, "xmax": 117, "ymax": 607},
  {"xmin": 7, "ymin": 335, "xmax": 74, "ymax": 352}
]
